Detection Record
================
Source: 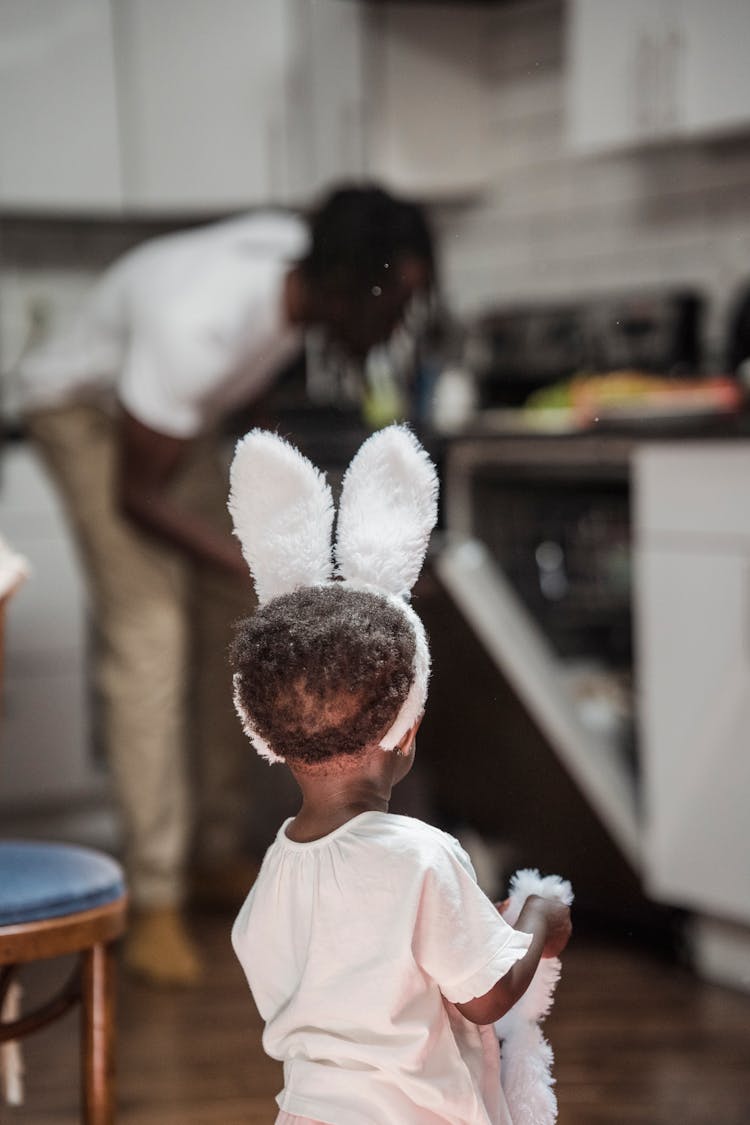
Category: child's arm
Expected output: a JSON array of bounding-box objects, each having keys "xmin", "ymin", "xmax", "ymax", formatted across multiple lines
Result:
[{"xmin": 455, "ymin": 895, "xmax": 571, "ymax": 1025}]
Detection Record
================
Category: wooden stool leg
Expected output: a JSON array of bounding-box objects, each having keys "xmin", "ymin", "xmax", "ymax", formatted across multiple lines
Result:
[{"xmin": 81, "ymin": 942, "xmax": 117, "ymax": 1125}]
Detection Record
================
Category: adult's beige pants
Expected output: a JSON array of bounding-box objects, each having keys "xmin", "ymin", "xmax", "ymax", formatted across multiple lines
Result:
[{"xmin": 27, "ymin": 403, "xmax": 295, "ymax": 906}]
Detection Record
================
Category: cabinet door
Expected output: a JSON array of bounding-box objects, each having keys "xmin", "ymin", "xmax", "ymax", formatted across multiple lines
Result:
[
  {"xmin": 0, "ymin": 0, "xmax": 122, "ymax": 211},
  {"xmin": 114, "ymin": 0, "xmax": 292, "ymax": 212},
  {"xmin": 681, "ymin": 0, "xmax": 750, "ymax": 138},
  {"xmin": 282, "ymin": 0, "xmax": 366, "ymax": 203},
  {"xmin": 305, "ymin": 0, "xmax": 366, "ymax": 196},
  {"xmin": 365, "ymin": 3, "xmax": 491, "ymax": 198},
  {"xmin": 567, "ymin": 0, "xmax": 686, "ymax": 153},
  {"xmin": 636, "ymin": 546, "xmax": 750, "ymax": 924},
  {"xmin": 567, "ymin": 0, "xmax": 750, "ymax": 153}
]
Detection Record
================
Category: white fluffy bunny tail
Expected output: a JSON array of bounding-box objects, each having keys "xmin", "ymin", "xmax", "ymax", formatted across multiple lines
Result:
[
  {"xmin": 501, "ymin": 1023, "xmax": 557, "ymax": 1125},
  {"xmin": 228, "ymin": 429, "xmax": 335, "ymax": 603},
  {"xmin": 495, "ymin": 869, "xmax": 573, "ymax": 1125},
  {"xmin": 335, "ymin": 425, "xmax": 438, "ymax": 598},
  {"xmin": 501, "ymin": 870, "xmax": 574, "ymax": 927}
]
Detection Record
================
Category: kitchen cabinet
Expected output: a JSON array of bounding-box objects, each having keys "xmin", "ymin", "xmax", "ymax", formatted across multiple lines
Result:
[
  {"xmin": 114, "ymin": 0, "xmax": 295, "ymax": 212},
  {"xmin": 116, "ymin": 0, "xmax": 369, "ymax": 212},
  {"xmin": 118, "ymin": 0, "xmax": 493, "ymax": 208},
  {"xmin": 566, "ymin": 0, "xmax": 750, "ymax": 154},
  {"xmin": 680, "ymin": 1, "xmax": 750, "ymax": 138},
  {"xmin": 0, "ymin": 0, "xmax": 122, "ymax": 211},
  {"xmin": 364, "ymin": 3, "xmax": 491, "ymax": 198},
  {"xmin": 634, "ymin": 443, "xmax": 750, "ymax": 985},
  {"xmin": 0, "ymin": 0, "xmax": 491, "ymax": 215},
  {"xmin": 0, "ymin": 0, "xmax": 366, "ymax": 216},
  {"xmin": 290, "ymin": 0, "xmax": 367, "ymax": 199}
]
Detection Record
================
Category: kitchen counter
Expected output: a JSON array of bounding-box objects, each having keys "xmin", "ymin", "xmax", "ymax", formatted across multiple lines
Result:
[{"xmin": 440, "ymin": 408, "xmax": 750, "ymax": 529}]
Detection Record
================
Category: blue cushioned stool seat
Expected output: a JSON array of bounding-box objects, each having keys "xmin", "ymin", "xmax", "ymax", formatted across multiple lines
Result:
[
  {"xmin": 0, "ymin": 841, "xmax": 127, "ymax": 1121},
  {"xmin": 0, "ymin": 841, "xmax": 125, "ymax": 926}
]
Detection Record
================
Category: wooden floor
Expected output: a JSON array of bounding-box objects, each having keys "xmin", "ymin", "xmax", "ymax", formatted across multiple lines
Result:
[{"xmin": 7, "ymin": 914, "xmax": 750, "ymax": 1124}]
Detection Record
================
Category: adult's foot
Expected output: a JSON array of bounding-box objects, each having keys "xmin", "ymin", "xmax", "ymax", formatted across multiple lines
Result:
[{"xmin": 124, "ymin": 906, "xmax": 203, "ymax": 986}]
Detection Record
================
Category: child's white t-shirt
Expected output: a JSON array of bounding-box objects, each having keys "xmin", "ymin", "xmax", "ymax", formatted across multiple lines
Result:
[{"xmin": 232, "ymin": 812, "xmax": 532, "ymax": 1125}]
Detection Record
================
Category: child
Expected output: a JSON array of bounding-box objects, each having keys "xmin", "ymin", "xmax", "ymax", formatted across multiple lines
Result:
[{"xmin": 228, "ymin": 426, "xmax": 571, "ymax": 1125}]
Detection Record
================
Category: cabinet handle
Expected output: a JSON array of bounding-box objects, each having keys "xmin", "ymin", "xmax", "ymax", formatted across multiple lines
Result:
[
  {"xmin": 266, "ymin": 119, "xmax": 281, "ymax": 200},
  {"xmin": 662, "ymin": 27, "xmax": 683, "ymax": 132},
  {"xmin": 634, "ymin": 32, "xmax": 654, "ymax": 134}
]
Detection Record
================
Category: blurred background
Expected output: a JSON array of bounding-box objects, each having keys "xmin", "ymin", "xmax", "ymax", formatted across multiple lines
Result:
[{"xmin": 1, "ymin": 1, "xmax": 750, "ymax": 1119}]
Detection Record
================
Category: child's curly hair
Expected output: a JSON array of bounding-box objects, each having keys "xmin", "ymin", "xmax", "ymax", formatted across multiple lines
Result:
[{"xmin": 230, "ymin": 585, "xmax": 417, "ymax": 767}]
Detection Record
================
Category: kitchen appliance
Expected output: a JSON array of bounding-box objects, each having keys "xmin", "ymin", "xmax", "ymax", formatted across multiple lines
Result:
[
  {"xmin": 445, "ymin": 435, "xmax": 633, "ymax": 667},
  {"xmin": 439, "ymin": 433, "xmax": 641, "ymax": 882},
  {"xmin": 473, "ymin": 289, "xmax": 703, "ymax": 408}
]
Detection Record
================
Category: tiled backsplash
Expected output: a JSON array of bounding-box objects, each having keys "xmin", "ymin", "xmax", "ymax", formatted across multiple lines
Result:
[{"xmin": 434, "ymin": 0, "xmax": 750, "ymax": 368}]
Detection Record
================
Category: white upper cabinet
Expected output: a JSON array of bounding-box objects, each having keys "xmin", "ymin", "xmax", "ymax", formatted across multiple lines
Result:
[
  {"xmin": 680, "ymin": 0, "xmax": 750, "ymax": 139},
  {"xmin": 364, "ymin": 3, "xmax": 491, "ymax": 199},
  {"xmin": 567, "ymin": 0, "xmax": 687, "ymax": 153},
  {"xmin": 0, "ymin": 0, "xmax": 122, "ymax": 211},
  {"xmin": 566, "ymin": 0, "xmax": 750, "ymax": 154},
  {"xmin": 0, "ymin": 0, "xmax": 367, "ymax": 215},
  {"xmin": 114, "ymin": 0, "xmax": 294, "ymax": 212},
  {"xmin": 287, "ymin": 0, "xmax": 367, "ymax": 201},
  {"xmin": 116, "ymin": 0, "xmax": 369, "ymax": 213},
  {"xmin": 0, "ymin": 0, "xmax": 490, "ymax": 214}
]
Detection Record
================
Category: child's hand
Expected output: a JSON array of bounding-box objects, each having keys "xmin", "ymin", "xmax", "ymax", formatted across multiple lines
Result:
[
  {"xmin": 496, "ymin": 894, "xmax": 571, "ymax": 956},
  {"xmin": 536, "ymin": 897, "xmax": 572, "ymax": 958}
]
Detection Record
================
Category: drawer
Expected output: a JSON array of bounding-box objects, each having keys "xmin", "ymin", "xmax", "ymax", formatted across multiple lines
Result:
[{"xmin": 634, "ymin": 442, "xmax": 750, "ymax": 545}]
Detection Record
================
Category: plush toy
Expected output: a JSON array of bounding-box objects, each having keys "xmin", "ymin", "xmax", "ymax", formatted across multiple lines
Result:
[{"xmin": 495, "ymin": 869, "xmax": 574, "ymax": 1125}]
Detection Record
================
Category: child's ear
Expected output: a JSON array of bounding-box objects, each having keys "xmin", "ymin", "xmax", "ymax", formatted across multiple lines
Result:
[{"xmin": 396, "ymin": 715, "xmax": 422, "ymax": 757}]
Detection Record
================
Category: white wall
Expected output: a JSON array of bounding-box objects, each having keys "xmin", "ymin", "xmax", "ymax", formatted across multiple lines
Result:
[{"xmin": 432, "ymin": 0, "xmax": 750, "ymax": 366}]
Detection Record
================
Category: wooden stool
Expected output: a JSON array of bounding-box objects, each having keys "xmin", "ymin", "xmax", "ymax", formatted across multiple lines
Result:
[{"xmin": 0, "ymin": 841, "xmax": 127, "ymax": 1123}]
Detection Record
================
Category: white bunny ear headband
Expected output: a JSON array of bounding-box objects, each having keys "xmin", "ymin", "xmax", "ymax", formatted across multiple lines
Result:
[{"xmin": 228, "ymin": 424, "xmax": 439, "ymax": 763}]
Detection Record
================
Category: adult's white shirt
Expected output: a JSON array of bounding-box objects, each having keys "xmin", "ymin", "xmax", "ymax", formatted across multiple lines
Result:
[
  {"xmin": 17, "ymin": 212, "xmax": 308, "ymax": 438},
  {"xmin": 232, "ymin": 812, "xmax": 532, "ymax": 1125}
]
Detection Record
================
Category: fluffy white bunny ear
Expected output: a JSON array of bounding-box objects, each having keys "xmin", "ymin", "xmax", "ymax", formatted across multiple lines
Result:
[
  {"xmin": 335, "ymin": 425, "xmax": 438, "ymax": 598},
  {"xmin": 228, "ymin": 429, "xmax": 334, "ymax": 603}
]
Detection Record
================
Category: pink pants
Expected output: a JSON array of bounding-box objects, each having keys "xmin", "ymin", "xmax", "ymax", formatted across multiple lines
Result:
[{"xmin": 275, "ymin": 1114, "xmax": 327, "ymax": 1125}]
